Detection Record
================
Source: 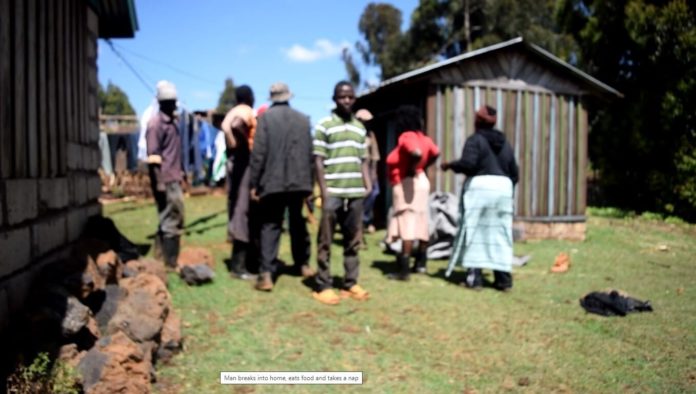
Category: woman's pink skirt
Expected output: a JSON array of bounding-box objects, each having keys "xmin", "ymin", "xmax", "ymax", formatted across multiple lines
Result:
[{"xmin": 386, "ymin": 172, "xmax": 430, "ymax": 242}]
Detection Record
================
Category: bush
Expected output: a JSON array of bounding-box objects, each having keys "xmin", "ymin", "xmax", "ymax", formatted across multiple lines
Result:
[
  {"xmin": 587, "ymin": 206, "xmax": 636, "ymax": 219},
  {"xmin": 6, "ymin": 352, "xmax": 80, "ymax": 394},
  {"xmin": 665, "ymin": 216, "xmax": 688, "ymax": 225},
  {"xmin": 640, "ymin": 211, "xmax": 664, "ymax": 221}
]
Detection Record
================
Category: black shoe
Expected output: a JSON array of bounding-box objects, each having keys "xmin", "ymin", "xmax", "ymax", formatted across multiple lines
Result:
[
  {"xmin": 412, "ymin": 250, "xmax": 428, "ymax": 274},
  {"xmin": 461, "ymin": 268, "xmax": 483, "ymax": 290},
  {"xmin": 493, "ymin": 270, "xmax": 513, "ymax": 292},
  {"xmin": 387, "ymin": 255, "xmax": 410, "ymax": 281}
]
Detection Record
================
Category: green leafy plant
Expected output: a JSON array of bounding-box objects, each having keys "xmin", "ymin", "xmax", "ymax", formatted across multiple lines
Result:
[
  {"xmin": 6, "ymin": 353, "xmax": 80, "ymax": 394},
  {"xmin": 587, "ymin": 206, "xmax": 635, "ymax": 219}
]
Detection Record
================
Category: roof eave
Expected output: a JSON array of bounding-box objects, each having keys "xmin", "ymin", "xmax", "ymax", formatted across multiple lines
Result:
[
  {"xmin": 361, "ymin": 37, "xmax": 622, "ymax": 100},
  {"xmin": 90, "ymin": 0, "xmax": 139, "ymax": 39},
  {"xmin": 523, "ymin": 41, "xmax": 623, "ymax": 99}
]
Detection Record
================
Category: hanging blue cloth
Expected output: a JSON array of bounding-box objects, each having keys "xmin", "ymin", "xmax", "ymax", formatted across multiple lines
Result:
[{"xmin": 198, "ymin": 120, "xmax": 215, "ymax": 160}]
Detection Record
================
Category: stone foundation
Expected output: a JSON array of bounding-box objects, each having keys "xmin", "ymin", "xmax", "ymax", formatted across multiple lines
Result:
[{"xmin": 514, "ymin": 220, "xmax": 586, "ymax": 241}]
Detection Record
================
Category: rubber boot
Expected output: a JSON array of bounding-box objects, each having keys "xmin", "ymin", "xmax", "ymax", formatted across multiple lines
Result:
[
  {"xmin": 230, "ymin": 241, "xmax": 255, "ymax": 280},
  {"xmin": 153, "ymin": 233, "xmax": 164, "ymax": 262},
  {"xmin": 412, "ymin": 250, "xmax": 427, "ymax": 274},
  {"xmin": 162, "ymin": 236, "xmax": 180, "ymax": 269},
  {"xmin": 387, "ymin": 255, "xmax": 410, "ymax": 281}
]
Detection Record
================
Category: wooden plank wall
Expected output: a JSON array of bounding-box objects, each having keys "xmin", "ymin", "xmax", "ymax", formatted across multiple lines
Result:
[
  {"xmin": 0, "ymin": 0, "xmax": 11, "ymax": 178},
  {"xmin": 1, "ymin": 0, "xmax": 88, "ymax": 179},
  {"xmin": 431, "ymin": 84, "xmax": 589, "ymax": 219}
]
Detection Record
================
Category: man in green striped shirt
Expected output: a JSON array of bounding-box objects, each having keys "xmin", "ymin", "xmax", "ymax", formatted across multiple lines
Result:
[{"xmin": 312, "ymin": 81, "xmax": 372, "ymax": 305}]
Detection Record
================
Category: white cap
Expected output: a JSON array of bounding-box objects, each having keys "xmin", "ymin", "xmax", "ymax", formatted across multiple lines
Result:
[{"xmin": 156, "ymin": 80, "xmax": 177, "ymax": 101}]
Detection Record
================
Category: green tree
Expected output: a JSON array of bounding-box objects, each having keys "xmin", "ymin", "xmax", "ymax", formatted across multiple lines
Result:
[
  {"xmin": 474, "ymin": 0, "xmax": 577, "ymax": 59},
  {"xmin": 342, "ymin": 48, "xmax": 362, "ymax": 88},
  {"xmin": 558, "ymin": 0, "xmax": 696, "ymax": 220},
  {"xmin": 356, "ymin": 3, "xmax": 408, "ymax": 80},
  {"xmin": 216, "ymin": 78, "xmax": 236, "ymax": 114},
  {"xmin": 100, "ymin": 81, "xmax": 135, "ymax": 115},
  {"xmin": 349, "ymin": 0, "xmax": 577, "ymax": 82}
]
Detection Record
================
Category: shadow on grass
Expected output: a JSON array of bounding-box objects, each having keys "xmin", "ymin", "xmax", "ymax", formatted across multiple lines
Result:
[
  {"xmin": 146, "ymin": 210, "xmax": 227, "ymax": 239},
  {"xmin": 371, "ymin": 260, "xmax": 395, "ymax": 277},
  {"xmin": 135, "ymin": 243, "xmax": 151, "ymax": 256},
  {"xmin": 223, "ymin": 258, "xmax": 234, "ymax": 273},
  {"xmin": 186, "ymin": 210, "xmax": 226, "ymax": 228},
  {"xmin": 372, "ymin": 260, "xmax": 485, "ymax": 288},
  {"xmin": 431, "ymin": 268, "xmax": 502, "ymax": 290},
  {"xmin": 300, "ymin": 275, "xmax": 346, "ymax": 292},
  {"xmin": 183, "ymin": 222, "xmax": 227, "ymax": 236},
  {"xmin": 106, "ymin": 204, "xmax": 143, "ymax": 215}
]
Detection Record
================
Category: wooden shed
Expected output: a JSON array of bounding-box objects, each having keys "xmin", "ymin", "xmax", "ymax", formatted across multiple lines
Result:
[
  {"xmin": 0, "ymin": 0, "xmax": 138, "ymax": 330},
  {"xmin": 356, "ymin": 37, "xmax": 621, "ymax": 241}
]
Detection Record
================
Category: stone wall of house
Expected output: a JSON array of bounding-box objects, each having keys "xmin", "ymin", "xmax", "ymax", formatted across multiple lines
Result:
[{"xmin": 0, "ymin": 4, "xmax": 102, "ymax": 331}]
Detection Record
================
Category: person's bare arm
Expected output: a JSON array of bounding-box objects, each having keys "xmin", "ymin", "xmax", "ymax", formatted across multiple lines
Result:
[
  {"xmin": 361, "ymin": 158, "xmax": 372, "ymax": 196},
  {"xmin": 220, "ymin": 111, "xmax": 237, "ymax": 149},
  {"xmin": 230, "ymin": 117, "xmax": 249, "ymax": 144},
  {"xmin": 314, "ymin": 155, "xmax": 327, "ymax": 202}
]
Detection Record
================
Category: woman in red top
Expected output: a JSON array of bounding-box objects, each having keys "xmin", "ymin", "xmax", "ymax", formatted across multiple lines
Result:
[{"xmin": 385, "ymin": 106, "xmax": 440, "ymax": 281}]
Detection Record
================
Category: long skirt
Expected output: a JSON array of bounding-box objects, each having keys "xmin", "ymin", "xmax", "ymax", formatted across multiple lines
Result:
[
  {"xmin": 446, "ymin": 175, "xmax": 513, "ymax": 276},
  {"xmin": 386, "ymin": 172, "xmax": 430, "ymax": 243},
  {"xmin": 229, "ymin": 166, "xmax": 252, "ymax": 243}
]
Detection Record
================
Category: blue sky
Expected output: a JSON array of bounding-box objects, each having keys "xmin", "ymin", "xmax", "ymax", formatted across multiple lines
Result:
[{"xmin": 97, "ymin": 0, "xmax": 419, "ymax": 125}]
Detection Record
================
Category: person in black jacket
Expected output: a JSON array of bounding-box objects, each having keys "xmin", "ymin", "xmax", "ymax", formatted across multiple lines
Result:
[
  {"xmin": 248, "ymin": 82, "xmax": 314, "ymax": 291},
  {"xmin": 440, "ymin": 105, "xmax": 519, "ymax": 291}
]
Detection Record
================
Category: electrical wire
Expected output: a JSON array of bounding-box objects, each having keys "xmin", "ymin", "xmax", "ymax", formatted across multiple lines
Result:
[
  {"xmin": 111, "ymin": 42, "xmax": 220, "ymax": 86},
  {"xmin": 105, "ymin": 40, "xmax": 334, "ymax": 104},
  {"xmin": 105, "ymin": 39, "xmax": 154, "ymax": 95}
]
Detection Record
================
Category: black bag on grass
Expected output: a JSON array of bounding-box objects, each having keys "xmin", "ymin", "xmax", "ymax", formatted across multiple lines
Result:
[{"xmin": 580, "ymin": 290, "xmax": 653, "ymax": 317}]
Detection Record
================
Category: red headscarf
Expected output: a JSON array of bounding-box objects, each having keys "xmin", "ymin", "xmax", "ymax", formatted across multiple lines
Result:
[{"xmin": 475, "ymin": 105, "xmax": 497, "ymax": 127}]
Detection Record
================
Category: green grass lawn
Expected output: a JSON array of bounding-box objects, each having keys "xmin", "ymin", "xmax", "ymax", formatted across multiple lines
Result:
[{"xmin": 103, "ymin": 194, "xmax": 696, "ymax": 393}]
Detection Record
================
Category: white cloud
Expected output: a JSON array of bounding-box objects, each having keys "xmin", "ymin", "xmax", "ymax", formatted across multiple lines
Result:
[{"xmin": 283, "ymin": 39, "xmax": 349, "ymax": 63}]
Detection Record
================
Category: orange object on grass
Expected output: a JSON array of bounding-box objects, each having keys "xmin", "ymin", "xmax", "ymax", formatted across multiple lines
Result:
[{"xmin": 551, "ymin": 252, "xmax": 571, "ymax": 273}]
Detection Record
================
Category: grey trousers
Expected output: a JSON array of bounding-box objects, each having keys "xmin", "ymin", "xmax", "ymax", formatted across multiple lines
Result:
[
  {"xmin": 315, "ymin": 196, "xmax": 364, "ymax": 291},
  {"xmin": 159, "ymin": 181, "xmax": 185, "ymax": 238}
]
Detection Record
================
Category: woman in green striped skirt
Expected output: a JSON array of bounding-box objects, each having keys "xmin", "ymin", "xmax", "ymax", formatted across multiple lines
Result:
[{"xmin": 440, "ymin": 105, "xmax": 519, "ymax": 291}]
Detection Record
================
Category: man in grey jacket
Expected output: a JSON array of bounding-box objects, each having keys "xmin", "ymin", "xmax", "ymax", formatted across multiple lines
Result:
[{"xmin": 249, "ymin": 82, "xmax": 314, "ymax": 291}]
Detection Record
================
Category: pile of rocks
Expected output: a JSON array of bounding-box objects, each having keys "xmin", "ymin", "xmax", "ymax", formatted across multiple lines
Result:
[{"xmin": 24, "ymin": 238, "xmax": 182, "ymax": 393}]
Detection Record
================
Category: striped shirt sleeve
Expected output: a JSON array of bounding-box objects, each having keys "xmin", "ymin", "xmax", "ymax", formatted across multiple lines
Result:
[{"xmin": 313, "ymin": 123, "xmax": 328, "ymax": 157}]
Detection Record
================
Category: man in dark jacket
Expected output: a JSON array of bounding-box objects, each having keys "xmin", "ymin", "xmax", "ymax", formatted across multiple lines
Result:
[{"xmin": 249, "ymin": 82, "xmax": 314, "ymax": 291}]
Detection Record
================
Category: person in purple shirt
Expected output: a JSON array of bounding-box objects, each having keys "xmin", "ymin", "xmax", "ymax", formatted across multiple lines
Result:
[{"xmin": 146, "ymin": 81, "xmax": 185, "ymax": 268}]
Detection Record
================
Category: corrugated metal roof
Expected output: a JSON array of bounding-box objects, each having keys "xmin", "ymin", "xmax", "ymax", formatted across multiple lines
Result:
[
  {"xmin": 365, "ymin": 37, "xmax": 621, "ymax": 98},
  {"xmin": 89, "ymin": 0, "xmax": 139, "ymax": 38}
]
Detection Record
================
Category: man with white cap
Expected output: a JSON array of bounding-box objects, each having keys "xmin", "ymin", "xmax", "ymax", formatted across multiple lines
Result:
[
  {"xmin": 146, "ymin": 80, "xmax": 185, "ymax": 268},
  {"xmin": 248, "ymin": 82, "xmax": 314, "ymax": 291}
]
